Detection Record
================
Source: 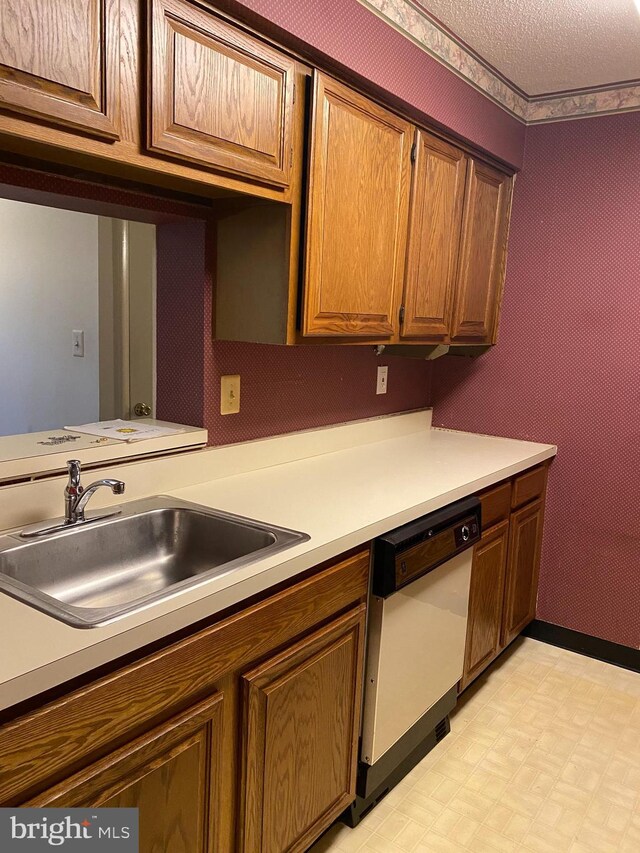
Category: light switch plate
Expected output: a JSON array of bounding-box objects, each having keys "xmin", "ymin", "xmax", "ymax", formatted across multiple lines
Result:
[
  {"xmin": 220, "ymin": 374, "xmax": 240, "ymax": 415},
  {"xmin": 72, "ymin": 330, "xmax": 84, "ymax": 358},
  {"xmin": 376, "ymin": 365, "xmax": 388, "ymax": 395}
]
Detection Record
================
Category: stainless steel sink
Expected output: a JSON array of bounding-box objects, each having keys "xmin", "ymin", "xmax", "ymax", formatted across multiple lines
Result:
[{"xmin": 0, "ymin": 497, "xmax": 309, "ymax": 628}]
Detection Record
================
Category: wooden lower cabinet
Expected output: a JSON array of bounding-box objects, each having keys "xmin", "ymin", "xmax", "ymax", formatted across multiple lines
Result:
[
  {"xmin": 460, "ymin": 520, "xmax": 509, "ymax": 691},
  {"xmin": 0, "ymin": 549, "xmax": 370, "ymax": 853},
  {"xmin": 502, "ymin": 499, "xmax": 545, "ymax": 646},
  {"xmin": 27, "ymin": 693, "xmax": 224, "ymax": 853},
  {"xmin": 461, "ymin": 465, "xmax": 548, "ymax": 690},
  {"xmin": 240, "ymin": 606, "xmax": 366, "ymax": 853}
]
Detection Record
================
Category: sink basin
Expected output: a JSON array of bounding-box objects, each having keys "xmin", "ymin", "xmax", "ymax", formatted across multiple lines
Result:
[{"xmin": 0, "ymin": 497, "xmax": 309, "ymax": 628}]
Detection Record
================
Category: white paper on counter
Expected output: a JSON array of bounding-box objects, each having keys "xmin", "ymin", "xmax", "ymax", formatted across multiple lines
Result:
[{"xmin": 64, "ymin": 420, "xmax": 184, "ymax": 442}]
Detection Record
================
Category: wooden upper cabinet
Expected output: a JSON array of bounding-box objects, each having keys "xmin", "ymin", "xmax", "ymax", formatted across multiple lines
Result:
[
  {"xmin": 0, "ymin": 0, "xmax": 120, "ymax": 139},
  {"xmin": 302, "ymin": 73, "xmax": 412, "ymax": 338},
  {"xmin": 26, "ymin": 693, "xmax": 224, "ymax": 853},
  {"xmin": 401, "ymin": 130, "xmax": 467, "ymax": 340},
  {"xmin": 450, "ymin": 160, "xmax": 512, "ymax": 344},
  {"xmin": 240, "ymin": 606, "xmax": 366, "ymax": 853},
  {"xmin": 148, "ymin": 0, "xmax": 295, "ymax": 187}
]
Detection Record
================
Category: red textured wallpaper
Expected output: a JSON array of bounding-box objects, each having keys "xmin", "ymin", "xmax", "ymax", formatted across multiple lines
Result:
[
  {"xmin": 155, "ymin": 221, "xmax": 432, "ymax": 445},
  {"xmin": 219, "ymin": 0, "xmax": 525, "ymax": 168},
  {"xmin": 431, "ymin": 112, "xmax": 640, "ymax": 649},
  {"xmin": 155, "ymin": 221, "xmax": 210, "ymax": 430},
  {"xmin": 204, "ymin": 341, "xmax": 431, "ymax": 445}
]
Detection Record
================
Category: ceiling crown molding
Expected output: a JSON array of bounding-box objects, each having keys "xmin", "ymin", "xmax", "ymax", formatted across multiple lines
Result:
[{"xmin": 360, "ymin": 0, "xmax": 640, "ymax": 124}]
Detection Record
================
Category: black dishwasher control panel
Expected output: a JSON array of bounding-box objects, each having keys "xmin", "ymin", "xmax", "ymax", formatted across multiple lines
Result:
[{"xmin": 372, "ymin": 496, "xmax": 481, "ymax": 597}]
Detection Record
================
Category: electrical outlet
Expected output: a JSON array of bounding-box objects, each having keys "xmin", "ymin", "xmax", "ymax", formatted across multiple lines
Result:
[
  {"xmin": 220, "ymin": 374, "xmax": 240, "ymax": 414},
  {"xmin": 72, "ymin": 330, "xmax": 84, "ymax": 358},
  {"xmin": 376, "ymin": 365, "xmax": 388, "ymax": 395}
]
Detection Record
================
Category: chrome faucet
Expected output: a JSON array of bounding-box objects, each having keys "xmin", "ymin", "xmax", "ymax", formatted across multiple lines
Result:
[
  {"xmin": 20, "ymin": 461, "xmax": 125, "ymax": 539},
  {"xmin": 64, "ymin": 460, "xmax": 126, "ymax": 524}
]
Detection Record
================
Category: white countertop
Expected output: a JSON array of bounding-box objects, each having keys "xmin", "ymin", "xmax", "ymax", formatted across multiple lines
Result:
[{"xmin": 0, "ymin": 412, "xmax": 556, "ymax": 710}]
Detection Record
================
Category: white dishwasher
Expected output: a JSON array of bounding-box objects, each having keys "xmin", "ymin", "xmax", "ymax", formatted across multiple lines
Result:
[{"xmin": 345, "ymin": 496, "xmax": 481, "ymax": 826}]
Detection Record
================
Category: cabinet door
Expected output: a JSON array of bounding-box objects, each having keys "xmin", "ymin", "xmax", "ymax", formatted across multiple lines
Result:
[
  {"xmin": 0, "ymin": 0, "xmax": 120, "ymax": 139},
  {"xmin": 401, "ymin": 130, "xmax": 467, "ymax": 340},
  {"xmin": 460, "ymin": 520, "xmax": 509, "ymax": 690},
  {"xmin": 450, "ymin": 160, "xmax": 512, "ymax": 343},
  {"xmin": 502, "ymin": 499, "xmax": 544, "ymax": 645},
  {"xmin": 302, "ymin": 73, "xmax": 412, "ymax": 338},
  {"xmin": 26, "ymin": 693, "xmax": 224, "ymax": 853},
  {"xmin": 148, "ymin": 0, "xmax": 295, "ymax": 187},
  {"xmin": 240, "ymin": 605, "xmax": 366, "ymax": 853}
]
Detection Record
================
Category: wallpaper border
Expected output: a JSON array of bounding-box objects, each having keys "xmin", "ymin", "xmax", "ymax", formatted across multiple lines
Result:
[{"xmin": 360, "ymin": 0, "xmax": 640, "ymax": 124}]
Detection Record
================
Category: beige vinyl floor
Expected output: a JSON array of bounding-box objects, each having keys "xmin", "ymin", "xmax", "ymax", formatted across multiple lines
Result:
[{"xmin": 310, "ymin": 637, "xmax": 640, "ymax": 853}]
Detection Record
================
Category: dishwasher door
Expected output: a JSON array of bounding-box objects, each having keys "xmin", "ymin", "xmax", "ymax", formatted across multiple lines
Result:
[{"xmin": 361, "ymin": 548, "xmax": 473, "ymax": 766}]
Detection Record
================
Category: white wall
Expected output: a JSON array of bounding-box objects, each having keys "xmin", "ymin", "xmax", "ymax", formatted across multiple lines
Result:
[{"xmin": 0, "ymin": 198, "xmax": 100, "ymax": 435}]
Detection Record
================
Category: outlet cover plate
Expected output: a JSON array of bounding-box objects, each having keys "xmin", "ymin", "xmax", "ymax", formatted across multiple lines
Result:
[{"xmin": 376, "ymin": 366, "xmax": 388, "ymax": 395}]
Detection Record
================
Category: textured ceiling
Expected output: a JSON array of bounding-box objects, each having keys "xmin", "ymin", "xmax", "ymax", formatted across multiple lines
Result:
[{"xmin": 418, "ymin": 0, "xmax": 640, "ymax": 95}]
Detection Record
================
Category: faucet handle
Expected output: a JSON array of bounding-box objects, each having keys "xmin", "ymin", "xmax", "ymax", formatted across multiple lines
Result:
[{"xmin": 66, "ymin": 460, "xmax": 82, "ymax": 493}]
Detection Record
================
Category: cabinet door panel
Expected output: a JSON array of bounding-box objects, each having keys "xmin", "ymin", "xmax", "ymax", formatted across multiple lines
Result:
[
  {"xmin": 0, "ymin": 0, "xmax": 120, "ymax": 139},
  {"xmin": 240, "ymin": 605, "xmax": 366, "ymax": 853},
  {"xmin": 148, "ymin": 0, "xmax": 295, "ymax": 186},
  {"xmin": 303, "ymin": 73, "xmax": 411, "ymax": 338},
  {"xmin": 502, "ymin": 499, "xmax": 544, "ymax": 645},
  {"xmin": 401, "ymin": 130, "xmax": 467, "ymax": 340},
  {"xmin": 26, "ymin": 694, "xmax": 224, "ymax": 853},
  {"xmin": 450, "ymin": 160, "xmax": 512, "ymax": 343},
  {"xmin": 461, "ymin": 520, "xmax": 509, "ymax": 690}
]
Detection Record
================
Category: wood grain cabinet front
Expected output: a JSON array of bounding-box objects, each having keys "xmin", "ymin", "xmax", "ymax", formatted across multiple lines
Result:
[
  {"xmin": 400, "ymin": 129, "xmax": 467, "ymax": 340},
  {"xmin": 302, "ymin": 72, "xmax": 412, "ymax": 338},
  {"xmin": 240, "ymin": 605, "xmax": 367, "ymax": 853},
  {"xmin": 147, "ymin": 0, "xmax": 296, "ymax": 187},
  {"xmin": 462, "ymin": 466, "xmax": 548, "ymax": 690},
  {"xmin": 478, "ymin": 481, "xmax": 512, "ymax": 531},
  {"xmin": 25, "ymin": 694, "xmax": 224, "ymax": 853},
  {"xmin": 460, "ymin": 520, "xmax": 509, "ymax": 691},
  {"xmin": 512, "ymin": 464, "xmax": 547, "ymax": 510},
  {"xmin": 502, "ymin": 498, "xmax": 545, "ymax": 646},
  {"xmin": 0, "ymin": 0, "xmax": 121, "ymax": 139},
  {"xmin": 450, "ymin": 160, "xmax": 513, "ymax": 344}
]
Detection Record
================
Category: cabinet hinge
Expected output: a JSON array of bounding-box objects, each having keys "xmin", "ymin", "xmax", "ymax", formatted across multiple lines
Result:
[
  {"xmin": 410, "ymin": 144, "xmax": 417, "ymax": 164},
  {"xmin": 399, "ymin": 305, "xmax": 405, "ymax": 325}
]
